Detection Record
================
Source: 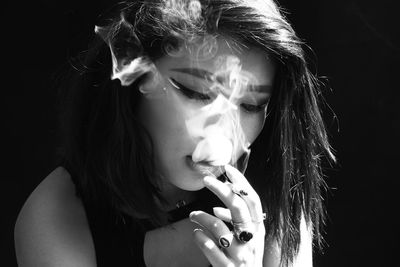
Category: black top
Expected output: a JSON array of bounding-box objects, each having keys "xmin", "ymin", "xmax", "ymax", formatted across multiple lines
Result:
[{"xmin": 60, "ymin": 161, "xmax": 224, "ymax": 266}]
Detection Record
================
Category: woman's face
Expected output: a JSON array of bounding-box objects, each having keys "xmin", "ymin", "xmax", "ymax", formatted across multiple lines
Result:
[{"xmin": 137, "ymin": 37, "xmax": 276, "ymax": 192}]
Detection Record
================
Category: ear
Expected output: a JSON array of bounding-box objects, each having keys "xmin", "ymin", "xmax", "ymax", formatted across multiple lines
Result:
[
  {"xmin": 129, "ymin": 72, "xmax": 152, "ymax": 112},
  {"xmin": 129, "ymin": 67, "xmax": 166, "ymax": 114}
]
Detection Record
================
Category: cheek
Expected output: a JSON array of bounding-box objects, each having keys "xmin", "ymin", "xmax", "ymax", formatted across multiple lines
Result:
[
  {"xmin": 138, "ymin": 99, "xmax": 179, "ymax": 141},
  {"xmin": 138, "ymin": 94, "xmax": 195, "ymax": 151},
  {"xmin": 240, "ymin": 113, "xmax": 265, "ymax": 146}
]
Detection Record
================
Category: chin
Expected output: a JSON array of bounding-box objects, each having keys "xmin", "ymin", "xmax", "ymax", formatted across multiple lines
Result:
[
  {"xmin": 164, "ymin": 159, "xmax": 224, "ymax": 191},
  {"xmin": 174, "ymin": 176, "xmax": 206, "ymax": 191}
]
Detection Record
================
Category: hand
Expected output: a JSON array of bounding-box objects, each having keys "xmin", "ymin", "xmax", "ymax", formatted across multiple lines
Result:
[{"xmin": 190, "ymin": 164, "xmax": 266, "ymax": 267}]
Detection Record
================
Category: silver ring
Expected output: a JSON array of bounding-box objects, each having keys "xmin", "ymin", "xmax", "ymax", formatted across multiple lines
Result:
[
  {"xmin": 252, "ymin": 212, "xmax": 267, "ymax": 224},
  {"xmin": 218, "ymin": 233, "xmax": 234, "ymax": 248},
  {"xmin": 231, "ymin": 221, "xmax": 254, "ymax": 243},
  {"xmin": 231, "ymin": 185, "xmax": 248, "ymax": 197}
]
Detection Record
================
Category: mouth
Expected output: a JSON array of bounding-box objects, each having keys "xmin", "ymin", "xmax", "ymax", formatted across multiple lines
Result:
[{"xmin": 185, "ymin": 156, "xmax": 224, "ymax": 177}]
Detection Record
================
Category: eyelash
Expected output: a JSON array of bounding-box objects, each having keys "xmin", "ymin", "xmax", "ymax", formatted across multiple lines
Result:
[
  {"xmin": 241, "ymin": 103, "xmax": 268, "ymax": 113},
  {"xmin": 169, "ymin": 78, "xmax": 267, "ymax": 113},
  {"xmin": 169, "ymin": 78, "xmax": 211, "ymax": 102}
]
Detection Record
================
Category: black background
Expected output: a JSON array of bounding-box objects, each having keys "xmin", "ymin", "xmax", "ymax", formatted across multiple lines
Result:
[{"xmin": 3, "ymin": 0, "xmax": 399, "ymax": 266}]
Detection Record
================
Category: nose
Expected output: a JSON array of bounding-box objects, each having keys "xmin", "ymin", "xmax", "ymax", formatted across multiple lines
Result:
[
  {"xmin": 203, "ymin": 106, "xmax": 242, "ymax": 142},
  {"xmin": 203, "ymin": 113, "xmax": 223, "ymax": 129},
  {"xmin": 186, "ymin": 95, "xmax": 246, "ymax": 165}
]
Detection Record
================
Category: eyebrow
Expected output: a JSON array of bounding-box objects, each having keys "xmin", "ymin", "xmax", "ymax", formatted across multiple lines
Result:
[{"xmin": 170, "ymin": 67, "xmax": 272, "ymax": 93}]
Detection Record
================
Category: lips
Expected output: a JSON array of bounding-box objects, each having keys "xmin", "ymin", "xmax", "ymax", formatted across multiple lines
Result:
[
  {"xmin": 191, "ymin": 132, "xmax": 233, "ymax": 166},
  {"xmin": 186, "ymin": 156, "xmax": 223, "ymax": 176}
]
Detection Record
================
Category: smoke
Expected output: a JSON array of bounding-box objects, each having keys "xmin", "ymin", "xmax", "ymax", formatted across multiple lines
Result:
[
  {"xmin": 95, "ymin": 14, "xmax": 165, "ymax": 98},
  {"xmin": 95, "ymin": 0, "xmax": 255, "ymax": 172},
  {"xmin": 185, "ymin": 54, "xmax": 253, "ymax": 168}
]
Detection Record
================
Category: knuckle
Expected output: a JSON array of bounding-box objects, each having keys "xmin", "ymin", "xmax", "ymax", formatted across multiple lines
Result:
[
  {"xmin": 201, "ymin": 239, "xmax": 216, "ymax": 251},
  {"xmin": 230, "ymin": 197, "xmax": 245, "ymax": 212},
  {"xmin": 247, "ymin": 196, "xmax": 259, "ymax": 210},
  {"xmin": 199, "ymin": 241, "xmax": 208, "ymax": 250},
  {"xmin": 198, "ymin": 241, "xmax": 208, "ymax": 251},
  {"xmin": 210, "ymin": 220, "xmax": 223, "ymax": 231}
]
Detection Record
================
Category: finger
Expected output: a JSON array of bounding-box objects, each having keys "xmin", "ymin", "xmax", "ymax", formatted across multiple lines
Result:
[
  {"xmin": 225, "ymin": 165, "xmax": 264, "ymax": 223},
  {"xmin": 224, "ymin": 164, "xmax": 255, "ymax": 192},
  {"xmin": 213, "ymin": 207, "xmax": 232, "ymax": 222},
  {"xmin": 203, "ymin": 176, "xmax": 252, "ymax": 223},
  {"xmin": 190, "ymin": 211, "xmax": 233, "ymax": 248},
  {"xmin": 193, "ymin": 229, "xmax": 233, "ymax": 267}
]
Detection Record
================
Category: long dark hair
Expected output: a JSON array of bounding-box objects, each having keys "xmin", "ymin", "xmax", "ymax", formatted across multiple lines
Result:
[{"xmin": 56, "ymin": 0, "xmax": 336, "ymax": 265}]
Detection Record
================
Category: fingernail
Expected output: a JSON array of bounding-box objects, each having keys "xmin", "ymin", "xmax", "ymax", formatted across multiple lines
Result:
[
  {"xmin": 189, "ymin": 210, "xmax": 200, "ymax": 221},
  {"xmin": 203, "ymin": 176, "xmax": 213, "ymax": 186},
  {"xmin": 212, "ymin": 207, "xmax": 223, "ymax": 215},
  {"xmin": 219, "ymin": 235, "xmax": 233, "ymax": 248}
]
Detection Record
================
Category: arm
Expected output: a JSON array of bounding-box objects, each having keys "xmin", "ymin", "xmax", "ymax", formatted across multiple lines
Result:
[
  {"xmin": 291, "ymin": 214, "xmax": 313, "ymax": 267},
  {"xmin": 14, "ymin": 167, "xmax": 96, "ymax": 267},
  {"xmin": 263, "ymin": 213, "xmax": 313, "ymax": 267}
]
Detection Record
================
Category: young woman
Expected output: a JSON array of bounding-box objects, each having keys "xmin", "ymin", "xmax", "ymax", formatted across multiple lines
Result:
[{"xmin": 14, "ymin": 0, "xmax": 335, "ymax": 266}]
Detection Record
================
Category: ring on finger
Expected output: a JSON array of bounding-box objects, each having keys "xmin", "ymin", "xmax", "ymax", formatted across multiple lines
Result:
[
  {"xmin": 231, "ymin": 184, "xmax": 249, "ymax": 197},
  {"xmin": 252, "ymin": 212, "xmax": 267, "ymax": 224},
  {"xmin": 231, "ymin": 221, "xmax": 254, "ymax": 243},
  {"xmin": 218, "ymin": 232, "xmax": 234, "ymax": 248}
]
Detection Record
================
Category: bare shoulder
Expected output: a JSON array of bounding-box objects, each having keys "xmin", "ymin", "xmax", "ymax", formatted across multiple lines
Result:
[{"xmin": 14, "ymin": 166, "xmax": 96, "ymax": 267}]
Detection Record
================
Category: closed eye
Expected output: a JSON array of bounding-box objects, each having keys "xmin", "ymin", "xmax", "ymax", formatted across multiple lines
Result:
[
  {"xmin": 169, "ymin": 78, "xmax": 211, "ymax": 102},
  {"xmin": 240, "ymin": 102, "xmax": 268, "ymax": 113},
  {"xmin": 169, "ymin": 77, "xmax": 268, "ymax": 113}
]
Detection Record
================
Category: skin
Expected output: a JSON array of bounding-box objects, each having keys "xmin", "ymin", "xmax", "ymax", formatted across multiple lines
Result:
[
  {"xmin": 138, "ymin": 37, "xmax": 276, "ymax": 265},
  {"xmin": 137, "ymin": 37, "xmax": 275, "ymax": 204},
  {"xmin": 14, "ymin": 37, "xmax": 313, "ymax": 267}
]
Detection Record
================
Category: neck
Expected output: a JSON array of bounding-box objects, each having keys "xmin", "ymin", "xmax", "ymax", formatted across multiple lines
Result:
[{"xmin": 159, "ymin": 182, "xmax": 197, "ymax": 212}]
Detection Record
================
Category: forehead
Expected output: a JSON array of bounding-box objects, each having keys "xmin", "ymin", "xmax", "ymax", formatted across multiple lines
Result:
[{"xmin": 155, "ymin": 37, "xmax": 275, "ymax": 86}]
